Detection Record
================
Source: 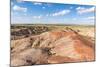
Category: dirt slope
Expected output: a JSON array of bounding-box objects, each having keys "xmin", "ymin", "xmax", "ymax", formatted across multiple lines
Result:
[{"xmin": 11, "ymin": 29, "xmax": 95, "ymax": 66}]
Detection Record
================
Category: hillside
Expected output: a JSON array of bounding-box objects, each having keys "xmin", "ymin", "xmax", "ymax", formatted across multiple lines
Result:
[{"xmin": 11, "ymin": 26, "xmax": 95, "ymax": 66}]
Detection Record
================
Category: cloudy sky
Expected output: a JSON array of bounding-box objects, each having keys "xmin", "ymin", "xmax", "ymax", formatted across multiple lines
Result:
[{"xmin": 11, "ymin": 0, "xmax": 95, "ymax": 25}]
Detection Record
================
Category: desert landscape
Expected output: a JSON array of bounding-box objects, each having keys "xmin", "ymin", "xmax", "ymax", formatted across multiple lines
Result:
[
  {"xmin": 11, "ymin": 0, "xmax": 95, "ymax": 66},
  {"xmin": 11, "ymin": 24, "xmax": 95, "ymax": 66}
]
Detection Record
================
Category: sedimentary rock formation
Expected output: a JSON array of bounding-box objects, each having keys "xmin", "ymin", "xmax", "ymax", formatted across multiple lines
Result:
[{"xmin": 11, "ymin": 29, "xmax": 95, "ymax": 66}]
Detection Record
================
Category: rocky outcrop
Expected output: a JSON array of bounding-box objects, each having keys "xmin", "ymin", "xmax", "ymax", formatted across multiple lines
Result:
[
  {"xmin": 11, "ymin": 29, "xmax": 95, "ymax": 66},
  {"xmin": 11, "ymin": 26, "xmax": 50, "ymax": 40}
]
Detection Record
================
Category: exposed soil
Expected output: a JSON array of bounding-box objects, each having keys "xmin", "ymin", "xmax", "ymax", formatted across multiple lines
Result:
[{"xmin": 11, "ymin": 27, "xmax": 95, "ymax": 66}]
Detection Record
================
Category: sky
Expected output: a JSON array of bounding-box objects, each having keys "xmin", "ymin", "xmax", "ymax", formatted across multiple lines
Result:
[{"xmin": 11, "ymin": 0, "xmax": 96, "ymax": 25}]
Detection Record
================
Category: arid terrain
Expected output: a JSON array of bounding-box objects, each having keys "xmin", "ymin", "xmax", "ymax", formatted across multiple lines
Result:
[{"xmin": 11, "ymin": 24, "xmax": 95, "ymax": 66}]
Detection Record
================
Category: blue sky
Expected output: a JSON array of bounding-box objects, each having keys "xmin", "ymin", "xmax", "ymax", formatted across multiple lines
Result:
[{"xmin": 11, "ymin": 0, "xmax": 95, "ymax": 25}]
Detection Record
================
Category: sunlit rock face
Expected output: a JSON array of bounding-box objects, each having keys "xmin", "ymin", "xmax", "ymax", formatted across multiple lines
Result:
[{"xmin": 11, "ymin": 29, "xmax": 95, "ymax": 66}]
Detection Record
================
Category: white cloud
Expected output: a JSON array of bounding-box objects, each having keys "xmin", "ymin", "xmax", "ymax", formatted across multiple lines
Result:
[
  {"xmin": 70, "ymin": 7, "xmax": 73, "ymax": 9},
  {"xmin": 46, "ymin": 14, "xmax": 49, "ymax": 17},
  {"xmin": 51, "ymin": 10, "xmax": 70, "ymax": 16},
  {"xmin": 24, "ymin": 13, "xmax": 27, "ymax": 16},
  {"xmin": 77, "ymin": 7, "xmax": 95, "ymax": 14},
  {"xmin": 33, "ymin": 2, "xmax": 42, "ymax": 5},
  {"xmin": 13, "ymin": 5, "xmax": 27, "ymax": 12},
  {"xmin": 42, "ymin": 7, "xmax": 45, "ymax": 9},
  {"xmin": 73, "ymin": 18, "xmax": 77, "ymax": 20},
  {"xmin": 33, "ymin": 15, "xmax": 42, "ymax": 19},
  {"xmin": 76, "ymin": 7, "xmax": 85, "ymax": 10},
  {"xmin": 86, "ymin": 16, "xmax": 95, "ymax": 20}
]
